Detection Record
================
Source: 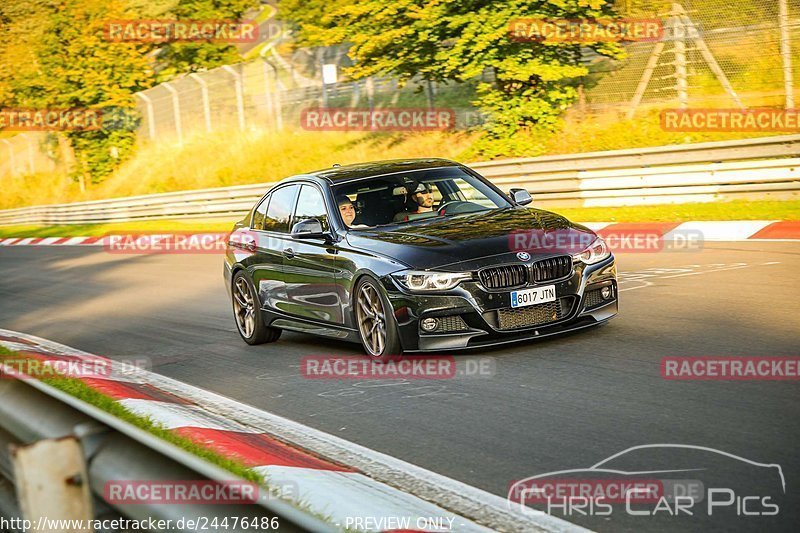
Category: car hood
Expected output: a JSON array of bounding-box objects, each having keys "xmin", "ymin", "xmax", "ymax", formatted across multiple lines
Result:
[{"xmin": 345, "ymin": 207, "xmax": 597, "ymax": 271}]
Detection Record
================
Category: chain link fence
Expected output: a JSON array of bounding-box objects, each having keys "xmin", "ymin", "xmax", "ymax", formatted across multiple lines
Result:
[
  {"xmin": 132, "ymin": 46, "xmax": 486, "ymax": 144},
  {"xmin": 0, "ymin": 133, "xmax": 57, "ymax": 178},
  {"xmin": 586, "ymin": 0, "xmax": 800, "ymax": 113}
]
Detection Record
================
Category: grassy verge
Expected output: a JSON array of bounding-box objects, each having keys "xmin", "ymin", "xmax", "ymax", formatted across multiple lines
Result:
[
  {"xmin": 554, "ymin": 199, "xmax": 800, "ymax": 223},
  {"xmin": 0, "ymin": 220, "xmax": 235, "ymax": 238},
  {"xmin": 0, "ymin": 345, "xmax": 262, "ymax": 483},
  {"xmin": 0, "ymin": 200, "xmax": 797, "ymax": 238}
]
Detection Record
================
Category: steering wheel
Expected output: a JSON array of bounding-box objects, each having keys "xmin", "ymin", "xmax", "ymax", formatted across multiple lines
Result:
[
  {"xmin": 437, "ymin": 201, "xmax": 459, "ymax": 216},
  {"xmin": 438, "ymin": 201, "xmax": 487, "ymax": 216}
]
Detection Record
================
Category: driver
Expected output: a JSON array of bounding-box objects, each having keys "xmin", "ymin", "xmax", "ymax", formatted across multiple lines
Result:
[{"xmin": 393, "ymin": 182, "xmax": 435, "ymax": 222}]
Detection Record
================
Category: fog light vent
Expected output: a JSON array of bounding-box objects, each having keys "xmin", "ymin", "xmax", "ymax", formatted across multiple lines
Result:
[
  {"xmin": 420, "ymin": 318, "xmax": 439, "ymax": 332},
  {"xmin": 421, "ymin": 315, "xmax": 469, "ymax": 333},
  {"xmin": 584, "ymin": 286, "xmax": 614, "ymax": 310}
]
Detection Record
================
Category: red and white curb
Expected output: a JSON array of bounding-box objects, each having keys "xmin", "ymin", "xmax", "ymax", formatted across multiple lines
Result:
[
  {"xmin": 0, "ymin": 236, "xmax": 107, "ymax": 246},
  {"xmin": 0, "ymin": 234, "xmax": 227, "ymax": 247},
  {"xmin": 0, "ymin": 221, "xmax": 798, "ymax": 247},
  {"xmin": 582, "ymin": 220, "xmax": 800, "ymax": 240},
  {"xmin": 0, "ymin": 329, "xmax": 585, "ymax": 533}
]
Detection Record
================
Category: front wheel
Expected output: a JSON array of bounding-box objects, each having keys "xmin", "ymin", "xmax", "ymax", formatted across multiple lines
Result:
[
  {"xmin": 232, "ymin": 271, "xmax": 281, "ymax": 345},
  {"xmin": 354, "ymin": 277, "xmax": 402, "ymax": 361}
]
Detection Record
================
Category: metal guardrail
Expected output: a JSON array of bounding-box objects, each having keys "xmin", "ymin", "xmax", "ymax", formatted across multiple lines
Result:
[
  {"xmin": 0, "ymin": 375, "xmax": 332, "ymax": 532},
  {"xmin": 0, "ymin": 135, "xmax": 798, "ymax": 227}
]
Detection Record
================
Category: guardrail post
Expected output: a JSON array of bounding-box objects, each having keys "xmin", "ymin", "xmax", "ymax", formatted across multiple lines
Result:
[
  {"xmin": 11, "ymin": 437, "xmax": 94, "ymax": 529},
  {"xmin": 162, "ymin": 82, "xmax": 183, "ymax": 144},
  {"xmin": 135, "ymin": 92, "xmax": 157, "ymax": 140},
  {"xmin": 779, "ymin": 0, "xmax": 794, "ymax": 108},
  {"xmin": 1, "ymin": 139, "xmax": 15, "ymax": 177},
  {"xmin": 222, "ymin": 65, "xmax": 246, "ymax": 132},
  {"xmin": 189, "ymin": 73, "xmax": 213, "ymax": 133}
]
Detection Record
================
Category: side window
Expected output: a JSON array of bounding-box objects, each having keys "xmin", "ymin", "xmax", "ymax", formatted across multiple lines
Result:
[
  {"xmin": 264, "ymin": 185, "xmax": 299, "ymax": 233},
  {"xmin": 293, "ymin": 185, "xmax": 329, "ymax": 231},
  {"xmin": 252, "ymin": 195, "xmax": 270, "ymax": 229}
]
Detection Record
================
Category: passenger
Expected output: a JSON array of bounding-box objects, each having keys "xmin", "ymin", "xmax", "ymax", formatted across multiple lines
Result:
[{"xmin": 336, "ymin": 195, "xmax": 368, "ymax": 228}]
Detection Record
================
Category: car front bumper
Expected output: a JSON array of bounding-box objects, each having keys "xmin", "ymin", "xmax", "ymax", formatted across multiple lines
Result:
[{"xmin": 383, "ymin": 256, "xmax": 618, "ymax": 352}]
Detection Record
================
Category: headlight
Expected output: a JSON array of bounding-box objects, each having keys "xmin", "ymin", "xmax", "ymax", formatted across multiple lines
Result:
[
  {"xmin": 573, "ymin": 237, "xmax": 610, "ymax": 264},
  {"xmin": 392, "ymin": 270, "xmax": 472, "ymax": 291}
]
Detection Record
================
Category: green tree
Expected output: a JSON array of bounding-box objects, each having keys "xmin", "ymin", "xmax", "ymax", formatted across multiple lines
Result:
[
  {"xmin": 155, "ymin": 0, "xmax": 256, "ymax": 80},
  {"xmin": 39, "ymin": 0, "xmax": 155, "ymax": 184},
  {"xmin": 0, "ymin": 0, "xmax": 51, "ymax": 108},
  {"xmin": 281, "ymin": 0, "xmax": 625, "ymax": 158},
  {"xmin": 0, "ymin": 0, "xmax": 155, "ymax": 185},
  {"xmin": 0, "ymin": 0, "xmax": 260, "ymax": 186}
]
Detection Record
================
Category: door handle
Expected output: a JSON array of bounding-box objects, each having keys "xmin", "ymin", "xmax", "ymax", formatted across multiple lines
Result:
[{"xmin": 283, "ymin": 248, "xmax": 295, "ymax": 259}]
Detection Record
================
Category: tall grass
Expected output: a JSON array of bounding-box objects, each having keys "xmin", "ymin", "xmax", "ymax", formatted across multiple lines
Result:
[
  {"xmin": 0, "ymin": 129, "xmax": 477, "ymax": 209},
  {"xmin": 544, "ymin": 106, "xmax": 783, "ymax": 155},
  {"xmin": 0, "ymin": 100, "xmax": 789, "ymax": 210}
]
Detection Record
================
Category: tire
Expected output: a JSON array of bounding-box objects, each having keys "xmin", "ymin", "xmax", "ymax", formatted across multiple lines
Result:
[
  {"xmin": 354, "ymin": 276, "xmax": 402, "ymax": 362},
  {"xmin": 231, "ymin": 271, "xmax": 281, "ymax": 345}
]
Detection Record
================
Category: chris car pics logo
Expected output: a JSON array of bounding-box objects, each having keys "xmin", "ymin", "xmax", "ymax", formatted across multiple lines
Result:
[{"xmin": 509, "ymin": 444, "xmax": 784, "ymax": 518}]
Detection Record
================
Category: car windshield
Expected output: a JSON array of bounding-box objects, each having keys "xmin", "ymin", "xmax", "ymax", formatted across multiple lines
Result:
[{"xmin": 332, "ymin": 166, "xmax": 511, "ymax": 229}]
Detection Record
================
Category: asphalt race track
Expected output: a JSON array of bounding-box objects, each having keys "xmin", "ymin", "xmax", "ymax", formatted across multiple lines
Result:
[{"xmin": 1, "ymin": 241, "xmax": 798, "ymax": 532}]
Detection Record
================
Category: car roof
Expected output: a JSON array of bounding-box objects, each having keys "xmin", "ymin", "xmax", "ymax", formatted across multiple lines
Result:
[{"xmin": 302, "ymin": 158, "xmax": 461, "ymax": 184}]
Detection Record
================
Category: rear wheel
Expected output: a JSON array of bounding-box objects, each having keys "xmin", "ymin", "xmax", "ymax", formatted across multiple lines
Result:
[
  {"xmin": 354, "ymin": 277, "xmax": 402, "ymax": 361},
  {"xmin": 232, "ymin": 271, "xmax": 281, "ymax": 345}
]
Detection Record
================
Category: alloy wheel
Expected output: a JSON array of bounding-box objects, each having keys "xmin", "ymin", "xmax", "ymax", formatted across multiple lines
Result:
[
  {"xmin": 233, "ymin": 277, "xmax": 256, "ymax": 338},
  {"xmin": 356, "ymin": 283, "xmax": 387, "ymax": 356}
]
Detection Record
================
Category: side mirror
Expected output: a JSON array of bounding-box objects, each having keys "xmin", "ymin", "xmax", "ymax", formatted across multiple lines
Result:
[
  {"xmin": 291, "ymin": 218, "xmax": 326, "ymax": 238},
  {"xmin": 509, "ymin": 188, "xmax": 533, "ymax": 206}
]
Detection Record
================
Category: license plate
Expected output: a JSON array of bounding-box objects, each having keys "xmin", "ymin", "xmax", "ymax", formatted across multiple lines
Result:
[{"xmin": 510, "ymin": 285, "xmax": 556, "ymax": 308}]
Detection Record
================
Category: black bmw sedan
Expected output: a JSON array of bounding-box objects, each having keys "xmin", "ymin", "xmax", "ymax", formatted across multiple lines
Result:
[{"xmin": 224, "ymin": 159, "xmax": 617, "ymax": 359}]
